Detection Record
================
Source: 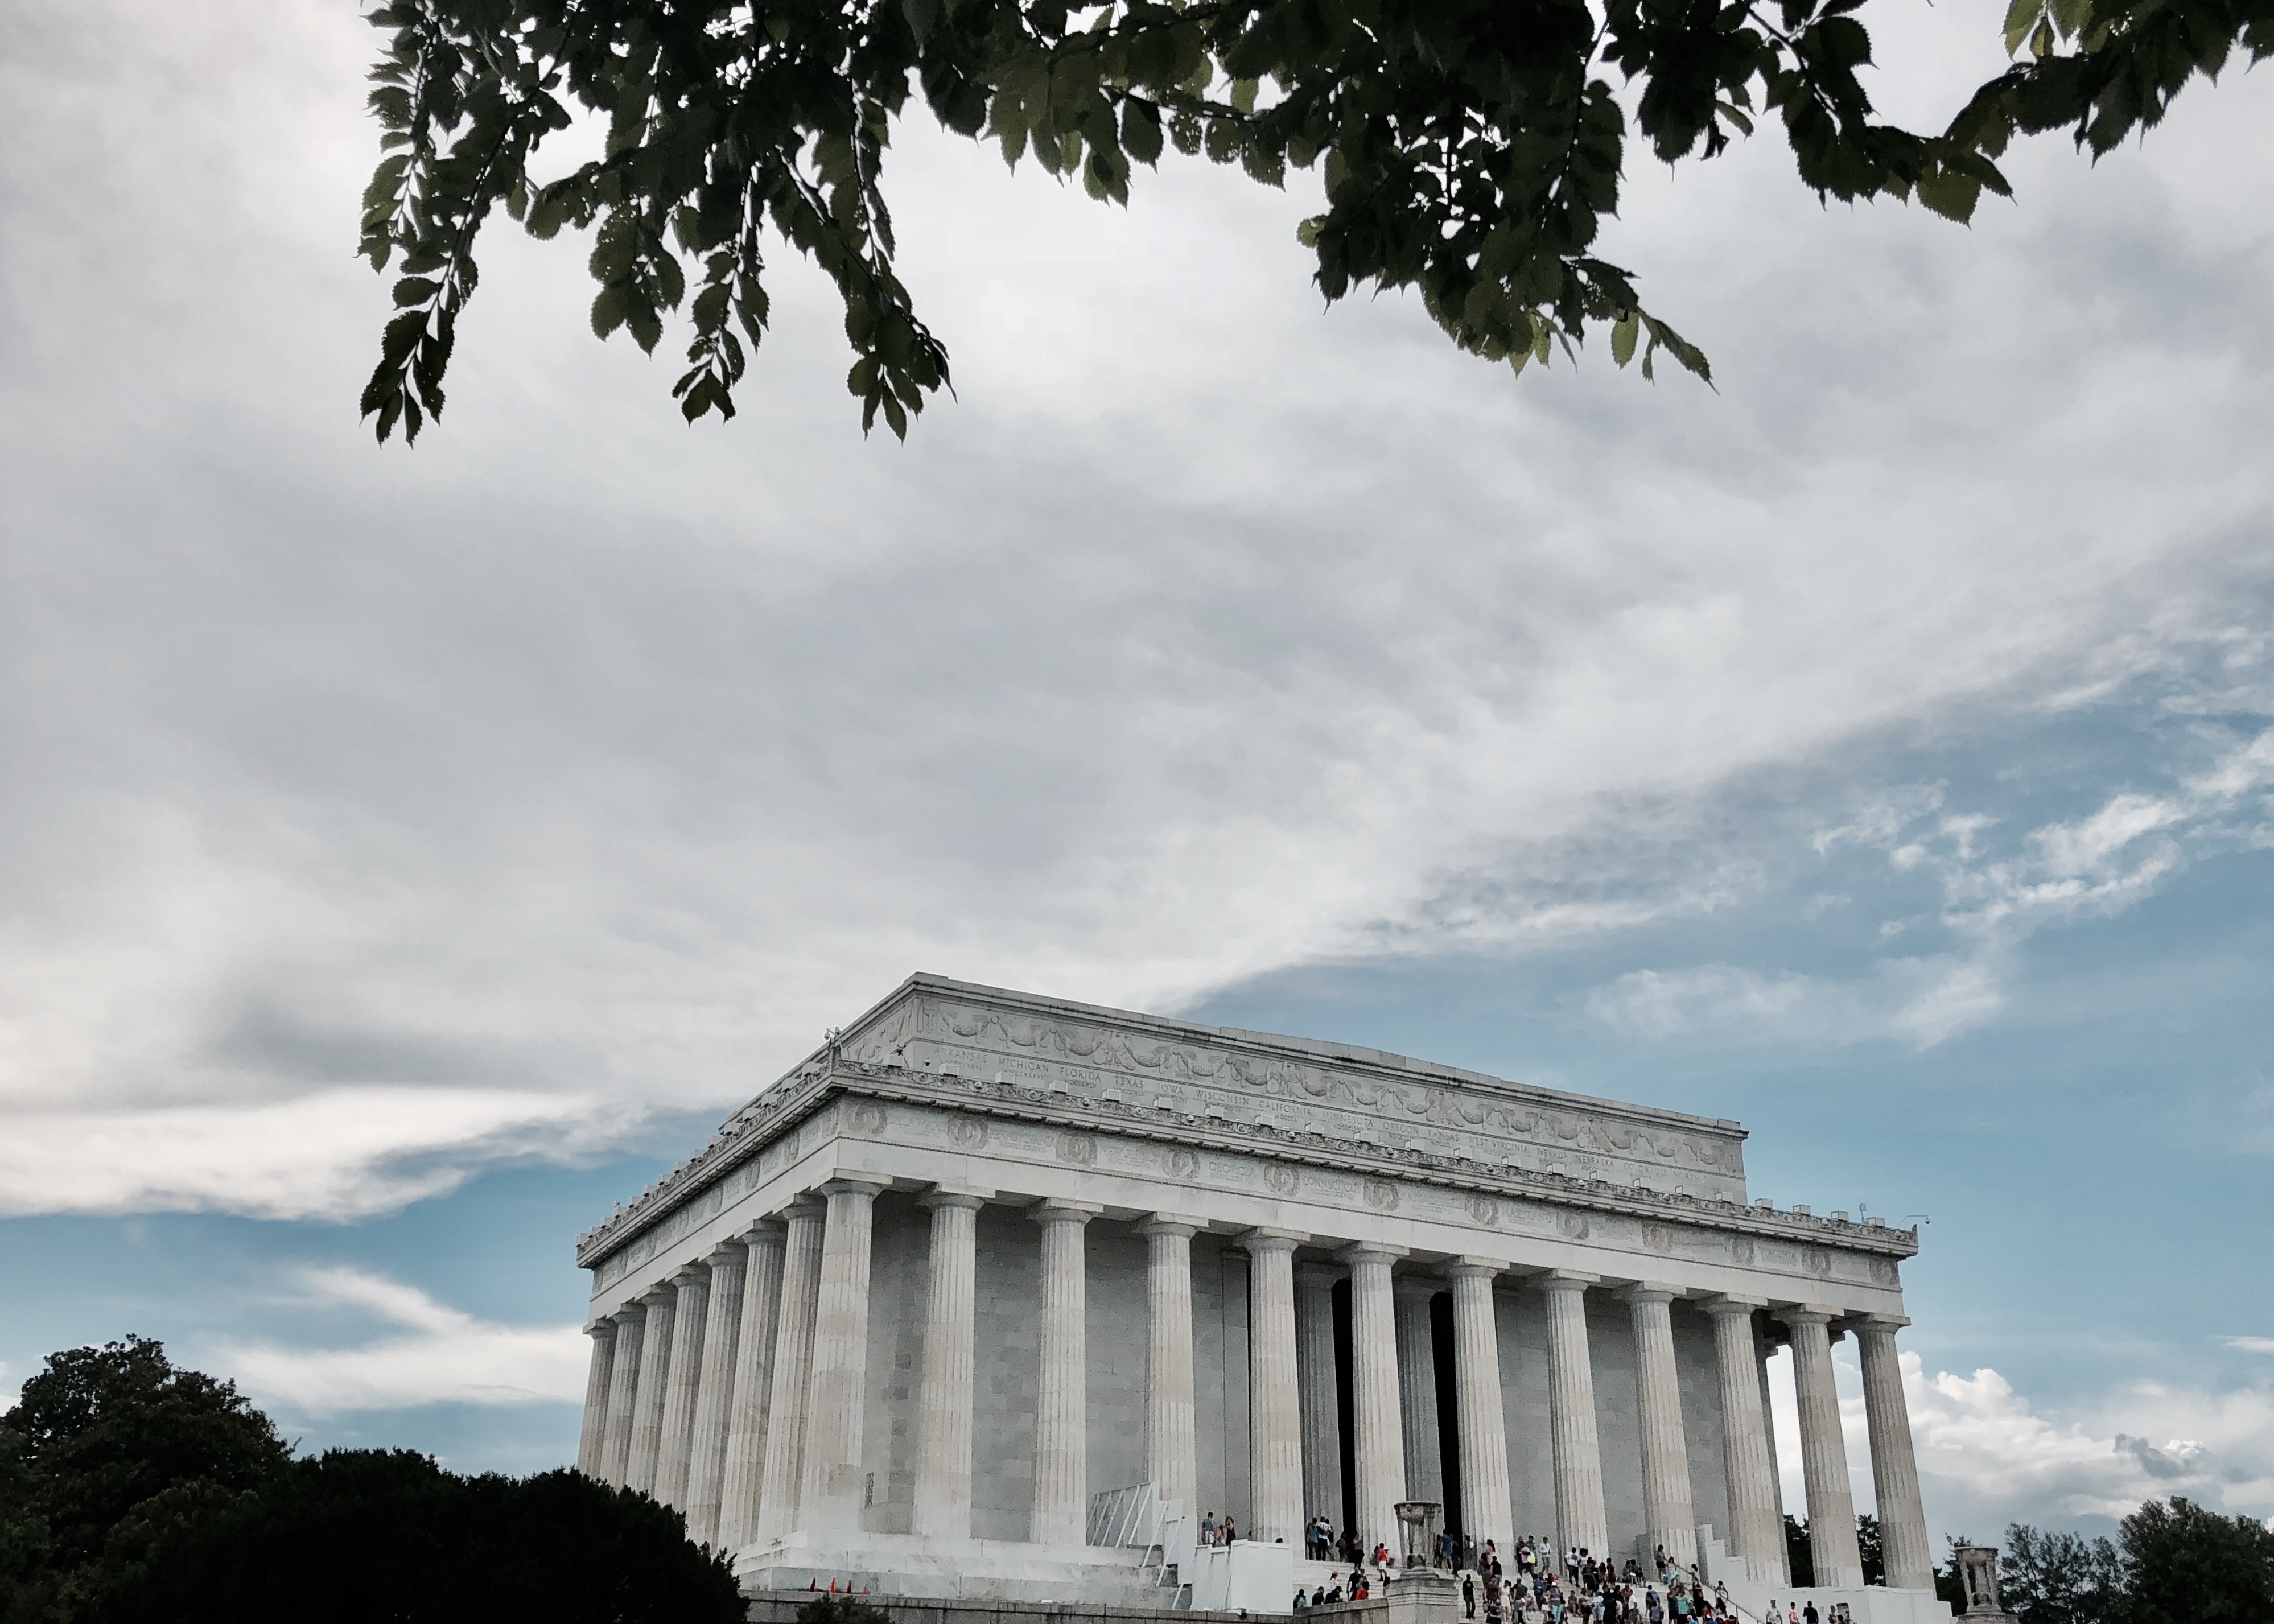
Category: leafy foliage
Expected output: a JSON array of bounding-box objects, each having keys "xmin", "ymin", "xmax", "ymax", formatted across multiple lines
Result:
[
  {"xmin": 1999, "ymin": 1522, "xmax": 2124, "ymax": 1624},
  {"xmin": 1783, "ymin": 1512, "xmax": 1814, "ymax": 1588},
  {"xmin": 0, "ymin": 1339, "xmax": 740, "ymax": 1624},
  {"xmin": 2117, "ymin": 1498, "xmax": 2274, "ymax": 1624}
]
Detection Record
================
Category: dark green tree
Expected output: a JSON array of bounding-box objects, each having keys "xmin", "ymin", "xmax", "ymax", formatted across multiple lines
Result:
[
  {"xmin": 1857, "ymin": 1511, "xmax": 1885, "ymax": 1587},
  {"xmin": 1783, "ymin": 1513, "xmax": 1814, "ymax": 1588},
  {"xmin": 1998, "ymin": 1522, "xmax": 2123, "ymax": 1624},
  {"xmin": 354, "ymin": 0, "xmax": 2273, "ymax": 443},
  {"xmin": 2118, "ymin": 1497, "xmax": 2274, "ymax": 1624}
]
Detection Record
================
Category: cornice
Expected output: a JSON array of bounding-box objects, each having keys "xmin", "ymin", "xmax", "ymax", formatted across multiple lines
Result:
[{"xmin": 574, "ymin": 1054, "xmax": 1918, "ymax": 1272}]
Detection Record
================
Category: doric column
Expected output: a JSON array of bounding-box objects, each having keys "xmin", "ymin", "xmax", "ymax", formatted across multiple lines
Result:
[
  {"xmin": 656, "ymin": 1265, "xmax": 711, "ymax": 1508},
  {"xmin": 1295, "ymin": 1263, "xmax": 1345, "ymax": 1530},
  {"xmin": 1539, "ymin": 1271, "xmax": 1609, "ymax": 1561},
  {"xmin": 625, "ymin": 1287, "xmax": 677, "ymax": 1497},
  {"xmin": 1620, "ymin": 1284, "xmax": 1697, "ymax": 1567},
  {"xmin": 1758, "ymin": 1326, "xmax": 1790, "ymax": 1528},
  {"xmin": 754, "ymin": 1197, "xmax": 828, "ymax": 1540},
  {"xmin": 1341, "ymin": 1242, "xmax": 1407, "ymax": 1556},
  {"xmin": 912, "ymin": 1185, "xmax": 990, "ymax": 1539},
  {"xmin": 1394, "ymin": 1273, "xmax": 1446, "ymax": 1506},
  {"xmin": 1136, "ymin": 1215, "xmax": 1202, "ymax": 1518},
  {"xmin": 684, "ymin": 1241, "xmax": 748, "ymax": 1547},
  {"xmin": 718, "ymin": 1219, "xmax": 787, "ymax": 1550},
  {"xmin": 1243, "ymin": 1227, "xmax": 1307, "ymax": 1543},
  {"xmin": 1777, "ymin": 1306, "xmax": 1864, "ymax": 1589},
  {"xmin": 1703, "ymin": 1296, "xmax": 1786, "ymax": 1584},
  {"xmin": 577, "ymin": 1321, "xmax": 617, "ymax": 1478},
  {"xmin": 1447, "ymin": 1260, "xmax": 1514, "ymax": 1560},
  {"xmin": 598, "ymin": 1306, "xmax": 645, "ymax": 1486},
  {"xmin": 800, "ymin": 1173, "xmax": 888, "ymax": 1531},
  {"xmin": 1854, "ymin": 1316, "xmax": 1934, "ymax": 1590},
  {"xmin": 1031, "ymin": 1199, "xmax": 1101, "ymax": 1545}
]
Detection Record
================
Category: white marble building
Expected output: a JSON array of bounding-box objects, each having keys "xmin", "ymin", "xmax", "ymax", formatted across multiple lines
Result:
[{"xmin": 573, "ymin": 976, "xmax": 1941, "ymax": 1617}]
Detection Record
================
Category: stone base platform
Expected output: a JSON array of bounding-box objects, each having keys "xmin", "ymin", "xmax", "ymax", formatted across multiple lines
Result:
[
  {"xmin": 733, "ymin": 1533, "xmax": 1183, "ymax": 1607},
  {"xmin": 745, "ymin": 1596, "xmax": 1256, "ymax": 1624}
]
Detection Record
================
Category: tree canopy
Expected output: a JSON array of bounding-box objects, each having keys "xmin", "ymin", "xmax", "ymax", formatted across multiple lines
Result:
[
  {"xmin": 356, "ymin": 0, "xmax": 2272, "ymax": 441},
  {"xmin": 0, "ymin": 1338, "xmax": 743, "ymax": 1624}
]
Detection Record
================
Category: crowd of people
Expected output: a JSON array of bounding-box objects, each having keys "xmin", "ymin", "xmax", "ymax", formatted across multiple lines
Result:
[{"xmin": 1286, "ymin": 1527, "xmax": 1775, "ymax": 1624}]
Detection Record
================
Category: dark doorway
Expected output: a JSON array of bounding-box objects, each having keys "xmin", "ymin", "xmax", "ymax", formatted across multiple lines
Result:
[
  {"xmin": 1332, "ymin": 1276, "xmax": 1356, "ymax": 1539},
  {"xmin": 1431, "ymin": 1289, "xmax": 1464, "ymax": 1550}
]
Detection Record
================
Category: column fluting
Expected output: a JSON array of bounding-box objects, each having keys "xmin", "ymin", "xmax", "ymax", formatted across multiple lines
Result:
[
  {"xmin": 1704, "ymin": 1296, "xmax": 1787, "ymax": 1585},
  {"xmin": 912, "ymin": 1186, "xmax": 988, "ymax": 1539},
  {"xmin": 754, "ymin": 1197, "xmax": 828, "ymax": 1540},
  {"xmin": 1136, "ymin": 1215, "xmax": 1201, "ymax": 1518},
  {"xmin": 1778, "ymin": 1307, "xmax": 1864, "ymax": 1589},
  {"xmin": 683, "ymin": 1241, "xmax": 748, "ymax": 1547},
  {"xmin": 1394, "ymin": 1273, "xmax": 1446, "ymax": 1507},
  {"xmin": 800, "ymin": 1174, "xmax": 887, "ymax": 1532},
  {"xmin": 717, "ymin": 1219, "xmax": 787, "ymax": 1550},
  {"xmin": 577, "ymin": 1321, "xmax": 617, "ymax": 1478},
  {"xmin": 1758, "ymin": 1326, "xmax": 1790, "ymax": 1529},
  {"xmin": 655, "ymin": 1266, "xmax": 711, "ymax": 1508},
  {"xmin": 625, "ymin": 1287, "xmax": 677, "ymax": 1497},
  {"xmin": 598, "ymin": 1306, "xmax": 645, "ymax": 1486},
  {"xmin": 1295, "ymin": 1263, "xmax": 1346, "ymax": 1534},
  {"xmin": 1243, "ymin": 1228, "xmax": 1307, "ymax": 1544},
  {"xmin": 1031, "ymin": 1199, "xmax": 1100, "ymax": 1545},
  {"xmin": 1341, "ymin": 1242, "xmax": 1407, "ymax": 1557},
  {"xmin": 1539, "ymin": 1271, "xmax": 1610, "ymax": 1563},
  {"xmin": 1621, "ymin": 1284, "xmax": 1698, "ymax": 1567},
  {"xmin": 1447, "ymin": 1260, "xmax": 1514, "ymax": 1563},
  {"xmin": 1855, "ymin": 1316, "xmax": 1934, "ymax": 1590}
]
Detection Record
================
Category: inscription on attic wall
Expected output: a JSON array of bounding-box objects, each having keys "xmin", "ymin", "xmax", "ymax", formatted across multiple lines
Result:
[{"xmin": 848, "ymin": 995, "xmax": 1748, "ymax": 1199}]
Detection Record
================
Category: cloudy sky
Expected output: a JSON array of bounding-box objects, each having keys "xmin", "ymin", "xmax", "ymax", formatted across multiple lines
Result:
[{"xmin": 4, "ymin": 0, "xmax": 2270, "ymax": 1555}]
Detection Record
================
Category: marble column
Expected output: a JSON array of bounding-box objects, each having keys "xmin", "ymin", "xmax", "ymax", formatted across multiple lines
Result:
[
  {"xmin": 683, "ymin": 1240, "xmax": 748, "ymax": 1547},
  {"xmin": 599, "ymin": 1306, "xmax": 645, "ymax": 1486},
  {"xmin": 1539, "ymin": 1271, "xmax": 1609, "ymax": 1562},
  {"xmin": 625, "ymin": 1286, "xmax": 677, "ymax": 1497},
  {"xmin": 800, "ymin": 1173, "xmax": 887, "ymax": 1532},
  {"xmin": 577, "ymin": 1321, "xmax": 617, "ymax": 1478},
  {"xmin": 1447, "ymin": 1260, "xmax": 1513, "ymax": 1560},
  {"xmin": 1778, "ymin": 1307, "xmax": 1864, "ymax": 1589},
  {"xmin": 1295, "ymin": 1263, "xmax": 1345, "ymax": 1530},
  {"xmin": 1031, "ymin": 1200, "xmax": 1100, "ymax": 1545},
  {"xmin": 717, "ymin": 1219, "xmax": 787, "ymax": 1551},
  {"xmin": 1342, "ymin": 1242, "xmax": 1407, "ymax": 1556},
  {"xmin": 1854, "ymin": 1316, "xmax": 1934, "ymax": 1590},
  {"xmin": 1244, "ymin": 1228, "xmax": 1307, "ymax": 1544},
  {"xmin": 1620, "ymin": 1284, "xmax": 1698, "ymax": 1567},
  {"xmin": 1394, "ymin": 1274, "xmax": 1446, "ymax": 1507},
  {"xmin": 912, "ymin": 1185, "xmax": 989, "ymax": 1539},
  {"xmin": 1758, "ymin": 1326, "xmax": 1789, "ymax": 1528},
  {"xmin": 1136, "ymin": 1215, "xmax": 1201, "ymax": 1518},
  {"xmin": 1704, "ymin": 1296, "xmax": 1786, "ymax": 1585},
  {"xmin": 755, "ymin": 1197, "xmax": 828, "ymax": 1540},
  {"xmin": 656, "ymin": 1265, "xmax": 711, "ymax": 1508}
]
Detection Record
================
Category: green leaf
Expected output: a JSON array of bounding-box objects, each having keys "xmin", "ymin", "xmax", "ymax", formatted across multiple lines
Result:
[
  {"xmin": 2001, "ymin": 0, "xmax": 2042, "ymax": 52},
  {"xmin": 1610, "ymin": 311, "xmax": 1639, "ymax": 366}
]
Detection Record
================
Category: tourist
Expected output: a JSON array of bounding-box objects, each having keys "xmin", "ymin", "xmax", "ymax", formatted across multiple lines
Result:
[
  {"xmin": 1295, "ymin": 1588, "xmax": 1310, "ymax": 1610},
  {"xmin": 1202, "ymin": 1510, "xmax": 1218, "ymax": 1546}
]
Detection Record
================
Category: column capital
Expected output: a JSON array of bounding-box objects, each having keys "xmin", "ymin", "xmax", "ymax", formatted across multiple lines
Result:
[
  {"xmin": 1136, "ymin": 1213, "xmax": 1208, "ymax": 1238},
  {"xmin": 1031, "ymin": 1197, "xmax": 1103, "ymax": 1225},
  {"xmin": 1444, "ymin": 1256, "xmax": 1506, "ymax": 1281},
  {"xmin": 1534, "ymin": 1268, "xmax": 1600, "ymax": 1295},
  {"xmin": 638, "ymin": 1283, "xmax": 677, "ymax": 1308},
  {"xmin": 1848, "ymin": 1312, "xmax": 1912, "ymax": 1332},
  {"xmin": 1338, "ymin": 1240, "xmax": 1407, "ymax": 1266},
  {"xmin": 816, "ymin": 1171, "xmax": 891, "ymax": 1200},
  {"xmin": 671, "ymin": 1263, "xmax": 710, "ymax": 1289},
  {"xmin": 920, "ymin": 1181, "xmax": 994, "ymax": 1210},
  {"xmin": 1701, "ymin": 1293, "xmax": 1768, "ymax": 1318},
  {"xmin": 1616, "ymin": 1283, "xmax": 1679, "ymax": 1306},
  {"xmin": 1775, "ymin": 1304, "xmax": 1842, "ymax": 1328},
  {"xmin": 705, "ymin": 1240, "xmax": 748, "ymax": 1269},
  {"xmin": 739, "ymin": 1215, "xmax": 786, "ymax": 1244},
  {"xmin": 1239, "ymin": 1226, "xmax": 1307, "ymax": 1254},
  {"xmin": 780, "ymin": 1192, "xmax": 829, "ymax": 1222},
  {"xmin": 586, "ymin": 1319, "xmax": 617, "ymax": 1340}
]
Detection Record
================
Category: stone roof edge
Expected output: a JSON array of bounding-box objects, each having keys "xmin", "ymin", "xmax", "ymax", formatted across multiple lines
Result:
[{"xmin": 893, "ymin": 972, "xmax": 1749, "ymax": 1142}]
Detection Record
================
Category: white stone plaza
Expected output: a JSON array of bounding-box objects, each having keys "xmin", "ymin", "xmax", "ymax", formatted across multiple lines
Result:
[{"xmin": 573, "ymin": 975, "xmax": 1947, "ymax": 1621}]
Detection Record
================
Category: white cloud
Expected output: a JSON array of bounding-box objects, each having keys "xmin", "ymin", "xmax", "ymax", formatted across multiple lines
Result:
[
  {"xmin": 212, "ymin": 1268, "xmax": 587, "ymax": 1415},
  {"xmin": 2224, "ymin": 1337, "xmax": 2274, "ymax": 1355},
  {"xmin": 1, "ymin": 0, "xmax": 2271, "ymax": 1215}
]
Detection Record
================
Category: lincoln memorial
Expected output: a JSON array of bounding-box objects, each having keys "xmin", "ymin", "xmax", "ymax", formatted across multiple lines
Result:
[{"xmin": 572, "ymin": 975, "xmax": 1947, "ymax": 1622}]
